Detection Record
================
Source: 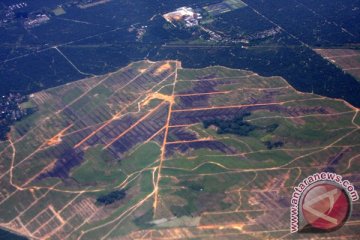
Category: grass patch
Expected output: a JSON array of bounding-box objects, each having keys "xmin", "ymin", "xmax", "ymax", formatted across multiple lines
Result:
[
  {"xmin": 164, "ymin": 148, "xmax": 291, "ymax": 172},
  {"xmin": 120, "ymin": 142, "xmax": 161, "ymax": 174},
  {"xmin": 71, "ymin": 146, "xmax": 126, "ymax": 185},
  {"xmin": 61, "ymin": 87, "xmax": 83, "ymax": 105}
]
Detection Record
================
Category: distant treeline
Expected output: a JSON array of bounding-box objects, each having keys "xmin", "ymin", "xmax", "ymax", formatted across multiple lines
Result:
[{"xmin": 1, "ymin": 0, "xmax": 359, "ymax": 108}]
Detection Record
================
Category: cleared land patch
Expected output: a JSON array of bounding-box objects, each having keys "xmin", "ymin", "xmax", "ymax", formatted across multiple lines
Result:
[
  {"xmin": 0, "ymin": 60, "xmax": 358, "ymax": 239},
  {"xmin": 315, "ymin": 48, "xmax": 360, "ymax": 82}
]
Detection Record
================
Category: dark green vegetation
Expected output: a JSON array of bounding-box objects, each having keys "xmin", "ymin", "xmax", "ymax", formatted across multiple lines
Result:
[
  {"xmin": 263, "ymin": 140, "xmax": 284, "ymax": 150},
  {"xmin": 206, "ymin": 116, "xmax": 279, "ymax": 135},
  {"xmin": 0, "ymin": 0, "xmax": 359, "ymax": 106},
  {"xmin": 203, "ymin": 112, "xmax": 281, "ymax": 149},
  {"xmin": 203, "ymin": 112, "xmax": 256, "ymax": 136},
  {"xmin": 96, "ymin": 190, "xmax": 126, "ymax": 206},
  {"xmin": 0, "ymin": 93, "xmax": 36, "ymax": 141}
]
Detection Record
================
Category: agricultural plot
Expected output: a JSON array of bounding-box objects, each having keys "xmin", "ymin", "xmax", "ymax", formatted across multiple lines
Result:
[
  {"xmin": 0, "ymin": 60, "xmax": 359, "ymax": 239},
  {"xmin": 203, "ymin": 0, "xmax": 247, "ymax": 16},
  {"xmin": 315, "ymin": 48, "xmax": 360, "ymax": 82}
]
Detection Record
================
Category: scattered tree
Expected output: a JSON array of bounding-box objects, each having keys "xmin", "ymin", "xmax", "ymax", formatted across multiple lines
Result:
[{"xmin": 96, "ymin": 190, "xmax": 126, "ymax": 206}]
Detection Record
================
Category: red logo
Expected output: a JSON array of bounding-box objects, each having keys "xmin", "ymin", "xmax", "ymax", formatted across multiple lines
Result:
[{"xmin": 301, "ymin": 183, "xmax": 350, "ymax": 231}]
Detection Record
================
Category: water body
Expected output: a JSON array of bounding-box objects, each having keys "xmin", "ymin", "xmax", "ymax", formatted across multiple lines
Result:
[{"xmin": 0, "ymin": 228, "xmax": 27, "ymax": 240}]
